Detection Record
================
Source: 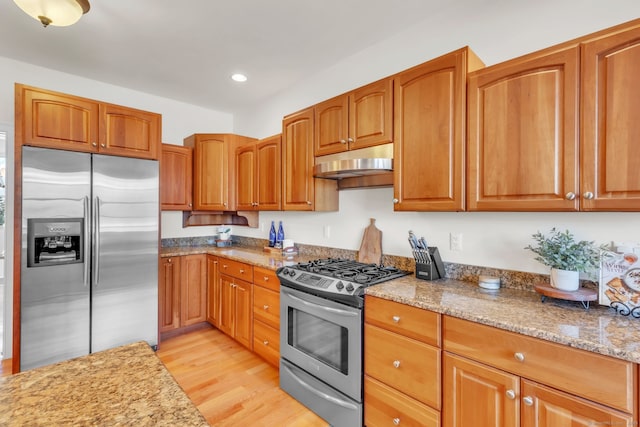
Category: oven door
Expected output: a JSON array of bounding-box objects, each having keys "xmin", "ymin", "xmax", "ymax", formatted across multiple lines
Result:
[{"xmin": 280, "ymin": 286, "xmax": 362, "ymax": 401}]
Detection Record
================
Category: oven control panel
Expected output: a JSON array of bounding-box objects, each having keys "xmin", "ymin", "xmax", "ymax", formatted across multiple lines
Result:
[{"xmin": 277, "ymin": 268, "xmax": 361, "ymax": 296}]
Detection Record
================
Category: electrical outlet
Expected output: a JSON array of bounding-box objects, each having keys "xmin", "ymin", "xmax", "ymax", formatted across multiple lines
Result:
[
  {"xmin": 324, "ymin": 225, "xmax": 331, "ymax": 239},
  {"xmin": 450, "ymin": 232, "xmax": 463, "ymax": 251}
]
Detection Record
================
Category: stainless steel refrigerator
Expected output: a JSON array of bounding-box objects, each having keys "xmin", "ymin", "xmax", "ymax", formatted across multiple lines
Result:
[{"xmin": 20, "ymin": 146, "xmax": 159, "ymax": 371}]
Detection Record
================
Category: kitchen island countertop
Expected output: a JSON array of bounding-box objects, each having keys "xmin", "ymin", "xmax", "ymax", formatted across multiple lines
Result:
[{"xmin": 0, "ymin": 342, "xmax": 208, "ymax": 426}]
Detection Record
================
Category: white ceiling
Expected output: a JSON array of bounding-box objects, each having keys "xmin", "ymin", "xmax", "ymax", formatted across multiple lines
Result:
[{"xmin": 0, "ymin": 0, "xmax": 473, "ymax": 114}]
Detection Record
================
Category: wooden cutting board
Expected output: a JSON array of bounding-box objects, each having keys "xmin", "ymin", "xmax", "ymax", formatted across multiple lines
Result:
[{"xmin": 358, "ymin": 218, "xmax": 382, "ymax": 265}]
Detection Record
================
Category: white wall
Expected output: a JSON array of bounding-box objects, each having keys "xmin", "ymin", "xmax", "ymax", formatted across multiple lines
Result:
[{"xmin": 232, "ymin": 1, "xmax": 640, "ymax": 275}]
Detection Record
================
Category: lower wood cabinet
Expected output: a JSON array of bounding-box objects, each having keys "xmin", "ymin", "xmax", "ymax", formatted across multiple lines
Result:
[
  {"xmin": 206, "ymin": 255, "xmax": 219, "ymax": 326},
  {"xmin": 363, "ymin": 295, "xmax": 441, "ymax": 426},
  {"xmin": 217, "ymin": 257, "xmax": 254, "ymax": 350},
  {"xmin": 442, "ymin": 316, "xmax": 636, "ymax": 427},
  {"xmin": 252, "ymin": 267, "xmax": 280, "ymax": 367},
  {"xmin": 159, "ymin": 254, "xmax": 207, "ymax": 335}
]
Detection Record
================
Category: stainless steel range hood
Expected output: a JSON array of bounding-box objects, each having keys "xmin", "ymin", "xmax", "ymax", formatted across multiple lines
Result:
[{"xmin": 313, "ymin": 144, "xmax": 394, "ymax": 189}]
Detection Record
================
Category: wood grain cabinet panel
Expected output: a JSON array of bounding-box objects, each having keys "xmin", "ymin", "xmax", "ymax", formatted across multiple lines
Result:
[
  {"xmin": 206, "ymin": 255, "xmax": 219, "ymax": 326},
  {"xmin": 99, "ymin": 103, "xmax": 160, "ymax": 159},
  {"xmin": 467, "ymin": 46, "xmax": 580, "ymax": 211},
  {"xmin": 314, "ymin": 77, "xmax": 393, "ymax": 156},
  {"xmin": 252, "ymin": 319, "xmax": 280, "ymax": 367},
  {"xmin": 393, "ymin": 47, "xmax": 483, "ymax": 211},
  {"xmin": 236, "ymin": 134, "xmax": 282, "ymax": 211},
  {"xmin": 179, "ymin": 254, "xmax": 208, "ymax": 327},
  {"xmin": 159, "ymin": 257, "xmax": 181, "ymax": 333},
  {"xmin": 581, "ymin": 23, "xmax": 640, "ymax": 211},
  {"xmin": 217, "ymin": 257, "xmax": 253, "ymax": 350},
  {"xmin": 160, "ymin": 143, "xmax": 193, "ymax": 210},
  {"xmin": 282, "ymin": 107, "xmax": 338, "ymax": 211}
]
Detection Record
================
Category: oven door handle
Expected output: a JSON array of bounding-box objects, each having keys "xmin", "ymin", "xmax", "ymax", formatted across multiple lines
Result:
[
  {"xmin": 284, "ymin": 290, "xmax": 359, "ymax": 317},
  {"xmin": 281, "ymin": 363, "xmax": 359, "ymax": 411}
]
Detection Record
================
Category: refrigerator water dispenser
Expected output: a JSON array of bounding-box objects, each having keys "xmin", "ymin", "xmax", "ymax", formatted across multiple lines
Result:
[{"xmin": 27, "ymin": 218, "xmax": 83, "ymax": 267}]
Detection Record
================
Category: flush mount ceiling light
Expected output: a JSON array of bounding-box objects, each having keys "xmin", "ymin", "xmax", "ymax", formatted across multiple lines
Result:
[
  {"xmin": 231, "ymin": 73, "xmax": 248, "ymax": 82},
  {"xmin": 13, "ymin": 0, "xmax": 90, "ymax": 27}
]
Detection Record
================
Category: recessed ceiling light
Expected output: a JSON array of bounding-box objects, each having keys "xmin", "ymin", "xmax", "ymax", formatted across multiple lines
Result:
[{"xmin": 231, "ymin": 73, "xmax": 248, "ymax": 82}]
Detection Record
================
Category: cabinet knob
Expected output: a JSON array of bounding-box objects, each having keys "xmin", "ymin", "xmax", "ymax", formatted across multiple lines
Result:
[
  {"xmin": 392, "ymin": 315, "xmax": 400, "ymax": 323},
  {"xmin": 188, "ymin": 203, "xmax": 192, "ymax": 207},
  {"xmin": 347, "ymin": 137, "xmax": 354, "ymax": 143},
  {"xmin": 393, "ymin": 418, "xmax": 400, "ymax": 426},
  {"xmin": 263, "ymin": 340, "xmax": 269, "ymax": 346},
  {"xmin": 340, "ymin": 139, "xmax": 347, "ymax": 144},
  {"xmin": 91, "ymin": 142, "xmax": 97, "ymax": 147},
  {"xmin": 583, "ymin": 191, "xmax": 594, "ymax": 200},
  {"xmin": 240, "ymin": 269, "xmax": 245, "ymax": 273},
  {"xmin": 506, "ymin": 390, "xmax": 516, "ymax": 400},
  {"xmin": 565, "ymin": 192, "xmax": 576, "ymax": 200},
  {"xmin": 306, "ymin": 201, "xmax": 312, "ymax": 205},
  {"xmin": 223, "ymin": 265, "xmax": 228, "ymax": 269},
  {"xmin": 263, "ymin": 276, "xmax": 269, "ymax": 281},
  {"xmin": 393, "ymin": 360, "xmax": 401, "ymax": 368},
  {"xmin": 523, "ymin": 396, "xmax": 534, "ymax": 406},
  {"xmin": 263, "ymin": 305, "xmax": 269, "ymax": 311},
  {"xmin": 101, "ymin": 143, "xmax": 106, "ymax": 148},
  {"xmin": 514, "ymin": 352, "xmax": 525, "ymax": 362},
  {"xmin": 392, "ymin": 198, "xmax": 399, "ymax": 204}
]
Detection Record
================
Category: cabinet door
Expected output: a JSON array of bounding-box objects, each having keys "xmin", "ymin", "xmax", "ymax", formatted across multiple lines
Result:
[
  {"xmin": 521, "ymin": 380, "xmax": 634, "ymax": 427},
  {"xmin": 99, "ymin": 103, "xmax": 160, "ymax": 160},
  {"xmin": 179, "ymin": 254, "xmax": 207, "ymax": 327},
  {"xmin": 393, "ymin": 48, "xmax": 468, "ymax": 211},
  {"xmin": 581, "ymin": 25, "xmax": 640, "ymax": 211},
  {"xmin": 234, "ymin": 279, "xmax": 253, "ymax": 350},
  {"xmin": 282, "ymin": 108, "xmax": 315, "ymax": 211},
  {"xmin": 314, "ymin": 94, "xmax": 349, "ymax": 156},
  {"xmin": 443, "ymin": 352, "xmax": 519, "ymax": 427},
  {"xmin": 159, "ymin": 257, "xmax": 181, "ymax": 333},
  {"xmin": 192, "ymin": 135, "xmax": 230, "ymax": 210},
  {"xmin": 236, "ymin": 143, "xmax": 256, "ymax": 210},
  {"xmin": 218, "ymin": 274, "xmax": 235, "ymax": 337},
  {"xmin": 467, "ymin": 46, "xmax": 580, "ymax": 211},
  {"xmin": 160, "ymin": 144, "xmax": 193, "ymax": 210},
  {"xmin": 256, "ymin": 135, "xmax": 282, "ymax": 210},
  {"xmin": 18, "ymin": 84, "xmax": 99, "ymax": 152},
  {"xmin": 206, "ymin": 256, "xmax": 219, "ymax": 326},
  {"xmin": 349, "ymin": 77, "xmax": 393, "ymax": 151}
]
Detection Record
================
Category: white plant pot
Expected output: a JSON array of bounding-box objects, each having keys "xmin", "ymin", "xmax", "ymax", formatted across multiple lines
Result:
[{"xmin": 550, "ymin": 268, "xmax": 580, "ymax": 291}]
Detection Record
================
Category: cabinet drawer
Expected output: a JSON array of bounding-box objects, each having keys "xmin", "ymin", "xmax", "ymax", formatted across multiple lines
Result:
[
  {"xmin": 443, "ymin": 316, "xmax": 636, "ymax": 414},
  {"xmin": 218, "ymin": 258, "xmax": 254, "ymax": 282},
  {"xmin": 365, "ymin": 324, "xmax": 440, "ymax": 409},
  {"xmin": 365, "ymin": 295, "xmax": 440, "ymax": 346},
  {"xmin": 253, "ymin": 285, "xmax": 279, "ymax": 329},
  {"xmin": 254, "ymin": 266, "xmax": 279, "ymax": 292},
  {"xmin": 365, "ymin": 376, "xmax": 440, "ymax": 427},
  {"xmin": 253, "ymin": 320, "xmax": 279, "ymax": 367}
]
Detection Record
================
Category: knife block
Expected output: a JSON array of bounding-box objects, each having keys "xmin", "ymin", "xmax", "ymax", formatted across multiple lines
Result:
[{"xmin": 415, "ymin": 247, "xmax": 445, "ymax": 281}]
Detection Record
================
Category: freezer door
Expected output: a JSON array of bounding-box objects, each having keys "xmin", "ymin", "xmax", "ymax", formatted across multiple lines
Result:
[
  {"xmin": 91, "ymin": 154, "xmax": 159, "ymax": 352},
  {"xmin": 21, "ymin": 147, "xmax": 91, "ymax": 370}
]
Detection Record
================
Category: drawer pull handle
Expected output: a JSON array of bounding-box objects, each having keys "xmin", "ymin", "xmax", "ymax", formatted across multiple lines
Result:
[
  {"xmin": 392, "ymin": 316, "xmax": 400, "ymax": 323},
  {"xmin": 240, "ymin": 269, "xmax": 245, "ymax": 273},
  {"xmin": 263, "ymin": 305, "xmax": 269, "ymax": 310},
  {"xmin": 393, "ymin": 418, "xmax": 400, "ymax": 425},
  {"xmin": 506, "ymin": 390, "xmax": 516, "ymax": 400},
  {"xmin": 223, "ymin": 265, "xmax": 228, "ymax": 269},
  {"xmin": 514, "ymin": 352, "xmax": 525, "ymax": 362},
  {"xmin": 393, "ymin": 360, "xmax": 400, "ymax": 368},
  {"xmin": 523, "ymin": 396, "xmax": 534, "ymax": 406},
  {"xmin": 263, "ymin": 276, "xmax": 269, "ymax": 281},
  {"xmin": 263, "ymin": 340, "xmax": 269, "ymax": 346}
]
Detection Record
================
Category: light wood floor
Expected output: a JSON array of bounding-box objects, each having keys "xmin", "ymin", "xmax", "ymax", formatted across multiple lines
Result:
[{"xmin": 157, "ymin": 327, "xmax": 330, "ymax": 427}]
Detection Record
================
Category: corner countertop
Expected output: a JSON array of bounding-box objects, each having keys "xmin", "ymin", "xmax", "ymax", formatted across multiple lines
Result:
[
  {"xmin": 0, "ymin": 342, "xmax": 208, "ymax": 426},
  {"xmin": 366, "ymin": 276, "xmax": 640, "ymax": 364}
]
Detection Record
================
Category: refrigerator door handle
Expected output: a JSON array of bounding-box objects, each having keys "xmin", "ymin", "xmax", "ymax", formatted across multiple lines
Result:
[
  {"xmin": 83, "ymin": 196, "xmax": 90, "ymax": 287},
  {"xmin": 93, "ymin": 196, "xmax": 101, "ymax": 286}
]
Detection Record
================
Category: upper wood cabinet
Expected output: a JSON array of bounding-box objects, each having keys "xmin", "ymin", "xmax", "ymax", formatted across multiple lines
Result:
[
  {"xmin": 581, "ymin": 23, "xmax": 640, "ymax": 211},
  {"xmin": 393, "ymin": 47, "xmax": 484, "ymax": 211},
  {"xmin": 184, "ymin": 133, "xmax": 257, "ymax": 211},
  {"xmin": 467, "ymin": 46, "xmax": 581, "ymax": 211},
  {"xmin": 282, "ymin": 108, "xmax": 338, "ymax": 211},
  {"xmin": 16, "ymin": 84, "xmax": 161, "ymax": 160},
  {"xmin": 314, "ymin": 78, "xmax": 393, "ymax": 156},
  {"xmin": 160, "ymin": 143, "xmax": 193, "ymax": 210},
  {"xmin": 236, "ymin": 134, "xmax": 282, "ymax": 211}
]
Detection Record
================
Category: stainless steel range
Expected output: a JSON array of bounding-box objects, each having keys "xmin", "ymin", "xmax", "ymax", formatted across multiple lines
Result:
[{"xmin": 278, "ymin": 258, "xmax": 408, "ymax": 427}]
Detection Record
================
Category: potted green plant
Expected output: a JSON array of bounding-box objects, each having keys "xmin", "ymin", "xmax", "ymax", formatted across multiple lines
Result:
[{"xmin": 525, "ymin": 228, "xmax": 602, "ymax": 291}]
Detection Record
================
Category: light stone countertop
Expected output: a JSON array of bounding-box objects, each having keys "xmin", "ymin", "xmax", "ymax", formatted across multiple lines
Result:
[
  {"xmin": 0, "ymin": 342, "xmax": 208, "ymax": 426},
  {"xmin": 162, "ymin": 245, "xmax": 640, "ymax": 364}
]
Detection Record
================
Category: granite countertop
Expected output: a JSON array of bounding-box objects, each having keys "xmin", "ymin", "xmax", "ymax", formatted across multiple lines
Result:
[
  {"xmin": 0, "ymin": 342, "xmax": 208, "ymax": 426},
  {"xmin": 366, "ymin": 276, "xmax": 640, "ymax": 364}
]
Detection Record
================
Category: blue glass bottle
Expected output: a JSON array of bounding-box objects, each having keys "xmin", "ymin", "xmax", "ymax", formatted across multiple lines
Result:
[
  {"xmin": 276, "ymin": 221, "xmax": 285, "ymax": 248},
  {"xmin": 268, "ymin": 221, "xmax": 276, "ymax": 247}
]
